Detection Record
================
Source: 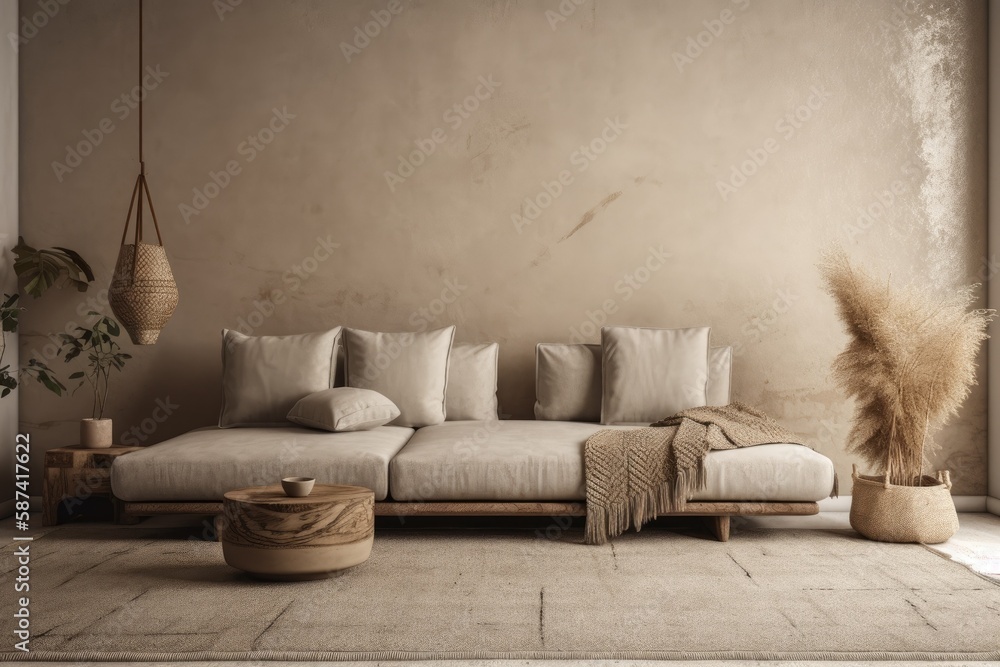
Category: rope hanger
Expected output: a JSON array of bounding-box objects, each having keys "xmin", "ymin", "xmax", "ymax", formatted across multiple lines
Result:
[{"xmin": 119, "ymin": 0, "xmax": 164, "ymax": 250}]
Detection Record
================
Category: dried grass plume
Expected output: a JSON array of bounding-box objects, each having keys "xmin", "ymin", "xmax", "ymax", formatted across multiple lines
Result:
[{"xmin": 819, "ymin": 248, "xmax": 994, "ymax": 486}]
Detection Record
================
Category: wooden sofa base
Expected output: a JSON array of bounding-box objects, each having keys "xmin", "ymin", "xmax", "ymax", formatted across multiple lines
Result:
[{"xmin": 120, "ymin": 500, "xmax": 818, "ymax": 542}]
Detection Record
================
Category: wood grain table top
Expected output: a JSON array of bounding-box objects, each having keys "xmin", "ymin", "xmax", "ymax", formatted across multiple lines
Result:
[
  {"xmin": 224, "ymin": 484, "xmax": 373, "ymax": 507},
  {"xmin": 45, "ymin": 445, "xmax": 144, "ymax": 463}
]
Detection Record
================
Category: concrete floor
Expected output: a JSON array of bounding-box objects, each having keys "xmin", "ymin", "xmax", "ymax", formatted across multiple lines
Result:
[{"xmin": 743, "ymin": 511, "xmax": 1000, "ymax": 581}]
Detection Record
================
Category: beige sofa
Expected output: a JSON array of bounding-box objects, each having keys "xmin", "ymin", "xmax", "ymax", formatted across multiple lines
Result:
[
  {"xmin": 112, "ymin": 421, "xmax": 834, "ymax": 504},
  {"xmin": 110, "ymin": 333, "xmax": 837, "ymax": 541}
]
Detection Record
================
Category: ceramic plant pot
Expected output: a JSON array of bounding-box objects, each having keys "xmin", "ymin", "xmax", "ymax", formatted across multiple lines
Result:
[{"xmin": 80, "ymin": 418, "xmax": 114, "ymax": 449}]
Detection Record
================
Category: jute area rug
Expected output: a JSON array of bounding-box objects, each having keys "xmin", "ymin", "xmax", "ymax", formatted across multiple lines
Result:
[{"xmin": 2, "ymin": 522, "xmax": 999, "ymax": 662}]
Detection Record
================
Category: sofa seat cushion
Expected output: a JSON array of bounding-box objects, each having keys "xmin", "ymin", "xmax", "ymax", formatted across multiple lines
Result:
[
  {"xmin": 388, "ymin": 421, "xmax": 835, "ymax": 503},
  {"xmin": 111, "ymin": 425, "xmax": 415, "ymax": 502}
]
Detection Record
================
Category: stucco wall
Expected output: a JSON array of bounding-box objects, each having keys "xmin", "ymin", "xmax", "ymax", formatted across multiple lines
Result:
[
  {"xmin": 990, "ymin": 0, "xmax": 999, "ymax": 511},
  {"xmin": 18, "ymin": 0, "xmax": 989, "ymax": 494},
  {"xmin": 2, "ymin": 0, "xmax": 18, "ymax": 512}
]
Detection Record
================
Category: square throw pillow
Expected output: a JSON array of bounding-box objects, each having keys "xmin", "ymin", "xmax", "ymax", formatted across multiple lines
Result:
[
  {"xmin": 534, "ymin": 343, "xmax": 602, "ymax": 422},
  {"xmin": 445, "ymin": 342, "xmax": 499, "ymax": 420},
  {"xmin": 333, "ymin": 342, "xmax": 347, "ymax": 387},
  {"xmin": 707, "ymin": 345, "xmax": 733, "ymax": 406},
  {"xmin": 219, "ymin": 328, "xmax": 341, "ymax": 427},
  {"xmin": 601, "ymin": 325, "xmax": 711, "ymax": 424},
  {"xmin": 344, "ymin": 326, "xmax": 455, "ymax": 428},
  {"xmin": 287, "ymin": 387, "xmax": 400, "ymax": 432}
]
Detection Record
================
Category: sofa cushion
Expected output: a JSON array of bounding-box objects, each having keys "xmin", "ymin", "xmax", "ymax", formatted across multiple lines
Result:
[
  {"xmin": 219, "ymin": 328, "xmax": 341, "ymax": 427},
  {"xmin": 446, "ymin": 342, "xmax": 499, "ymax": 421},
  {"xmin": 601, "ymin": 326, "xmax": 711, "ymax": 424},
  {"xmin": 287, "ymin": 387, "xmax": 400, "ymax": 432},
  {"xmin": 388, "ymin": 420, "xmax": 835, "ymax": 502},
  {"xmin": 344, "ymin": 326, "xmax": 455, "ymax": 428},
  {"xmin": 707, "ymin": 346, "xmax": 733, "ymax": 406},
  {"xmin": 535, "ymin": 343, "xmax": 733, "ymax": 421},
  {"xmin": 534, "ymin": 343, "xmax": 602, "ymax": 422},
  {"xmin": 111, "ymin": 425, "xmax": 414, "ymax": 501}
]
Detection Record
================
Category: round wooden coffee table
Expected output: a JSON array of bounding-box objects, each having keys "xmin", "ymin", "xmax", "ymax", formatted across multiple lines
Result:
[{"xmin": 221, "ymin": 483, "xmax": 374, "ymax": 581}]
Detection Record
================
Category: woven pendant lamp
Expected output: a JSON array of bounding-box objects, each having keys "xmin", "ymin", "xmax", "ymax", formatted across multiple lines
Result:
[{"xmin": 109, "ymin": 0, "xmax": 179, "ymax": 345}]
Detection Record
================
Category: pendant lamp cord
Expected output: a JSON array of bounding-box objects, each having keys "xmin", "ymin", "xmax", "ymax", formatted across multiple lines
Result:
[
  {"xmin": 119, "ymin": 0, "xmax": 164, "ymax": 254},
  {"xmin": 139, "ymin": 0, "xmax": 143, "ymax": 173},
  {"xmin": 136, "ymin": 0, "xmax": 143, "ymax": 245}
]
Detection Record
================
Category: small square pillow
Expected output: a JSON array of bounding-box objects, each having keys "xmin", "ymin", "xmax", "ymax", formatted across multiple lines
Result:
[
  {"xmin": 534, "ymin": 343, "xmax": 602, "ymax": 422},
  {"xmin": 446, "ymin": 342, "xmax": 499, "ymax": 420},
  {"xmin": 601, "ymin": 325, "xmax": 711, "ymax": 424},
  {"xmin": 288, "ymin": 387, "xmax": 400, "ymax": 432},
  {"xmin": 344, "ymin": 326, "xmax": 455, "ymax": 428},
  {"xmin": 707, "ymin": 345, "xmax": 733, "ymax": 406},
  {"xmin": 219, "ymin": 328, "xmax": 341, "ymax": 428}
]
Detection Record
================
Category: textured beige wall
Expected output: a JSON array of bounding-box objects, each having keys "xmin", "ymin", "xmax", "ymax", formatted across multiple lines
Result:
[
  {"xmin": 18, "ymin": 0, "xmax": 988, "ymax": 494},
  {"xmin": 1, "ymin": 0, "xmax": 17, "ymax": 509},
  {"xmin": 990, "ymin": 0, "xmax": 999, "ymax": 508}
]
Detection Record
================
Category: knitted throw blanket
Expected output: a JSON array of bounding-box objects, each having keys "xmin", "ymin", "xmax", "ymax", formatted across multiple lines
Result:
[{"xmin": 584, "ymin": 402, "xmax": 826, "ymax": 545}]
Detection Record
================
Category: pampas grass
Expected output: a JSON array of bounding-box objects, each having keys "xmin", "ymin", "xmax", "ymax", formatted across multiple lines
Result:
[{"xmin": 820, "ymin": 248, "xmax": 995, "ymax": 486}]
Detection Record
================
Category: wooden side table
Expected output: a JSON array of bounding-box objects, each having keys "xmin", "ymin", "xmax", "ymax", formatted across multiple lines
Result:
[
  {"xmin": 43, "ymin": 445, "xmax": 144, "ymax": 526},
  {"xmin": 221, "ymin": 484, "xmax": 374, "ymax": 580}
]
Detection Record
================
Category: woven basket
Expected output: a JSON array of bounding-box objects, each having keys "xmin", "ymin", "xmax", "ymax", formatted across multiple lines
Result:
[
  {"xmin": 109, "ymin": 242, "xmax": 179, "ymax": 345},
  {"xmin": 849, "ymin": 465, "xmax": 959, "ymax": 544}
]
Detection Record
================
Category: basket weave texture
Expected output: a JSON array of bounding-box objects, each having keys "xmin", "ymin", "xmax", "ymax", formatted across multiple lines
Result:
[
  {"xmin": 109, "ymin": 242, "xmax": 179, "ymax": 345},
  {"xmin": 849, "ymin": 466, "xmax": 959, "ymax": 544}
]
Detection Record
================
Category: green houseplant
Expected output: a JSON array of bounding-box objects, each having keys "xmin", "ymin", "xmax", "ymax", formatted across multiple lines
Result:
[
  {"xmin": 59, "ymin": 314, "xmax": 131, "ymax": 448},
  {"xmin": 0, "ymin": 237, "xmax": 95, "ymax": 398},
  {"xmin": 820, "ymin": 248, "xmax": 994, "ymax": 544}
]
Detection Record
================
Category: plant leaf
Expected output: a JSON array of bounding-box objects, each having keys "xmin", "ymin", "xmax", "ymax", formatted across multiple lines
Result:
[
  {"xmin": 13, "ymin": 238, "xmax": 94, "ymax": 297},
  {"xmin": 38, "ymin": 373, "xmax": 63, "ymax": 396},
  {"xmin": 52, "ymin": 247, "xmax": 96, "ymax": 282}
]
